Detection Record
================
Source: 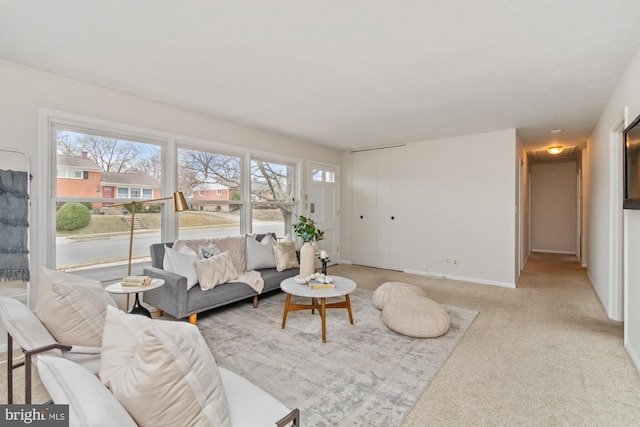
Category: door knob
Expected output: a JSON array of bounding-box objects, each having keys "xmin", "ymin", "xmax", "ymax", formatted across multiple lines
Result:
[
  {"xmin": 391, "ymin": 216, "xmax": 395, "ymax": 220},
  {"xmin": 310, "ymin": 203, "xmax": 315, "ymax": 213},
  {"xmin": 360, "ymin": 215, "xmax": 363, "ymax": 219}
]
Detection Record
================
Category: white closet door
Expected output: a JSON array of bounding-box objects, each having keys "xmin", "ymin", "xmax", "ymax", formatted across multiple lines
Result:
[
  {"xmin": 376, "ymin": 149, "xmax": 391, "ymax": 269},
  {"xmin": 352, "ymin": 150, "xmax": 378, "ymax": 267},
  {"xmin": 389, "ymin": 146, "xmax": 408, "ymax": 271}
]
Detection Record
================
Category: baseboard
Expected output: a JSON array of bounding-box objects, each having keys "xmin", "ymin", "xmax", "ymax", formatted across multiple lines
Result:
[
  {"xmin": 531, "ymin": 249, "xmax": 577, "ymax": 255},
  {"xmin": 339, "ymin": 260, "xmax": 352, "ymax": 265},
  {"xmin": 625, "ymin": 340, "xmax": 640, "ymax": 375},
  {"xmin": 404, "ymin": 269, "xmax": 516, "ymax": 288}
]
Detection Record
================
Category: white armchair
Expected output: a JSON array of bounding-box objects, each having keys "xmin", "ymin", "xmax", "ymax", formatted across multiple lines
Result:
[{"xmin": 0, "ymin": 296, "xmax": 101, "ymax": 404}]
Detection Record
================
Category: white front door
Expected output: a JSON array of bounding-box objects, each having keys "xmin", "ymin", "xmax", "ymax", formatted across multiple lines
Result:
[{"xmin": 309, "ymin": 162, "xmax": 339, "ymax": 263}]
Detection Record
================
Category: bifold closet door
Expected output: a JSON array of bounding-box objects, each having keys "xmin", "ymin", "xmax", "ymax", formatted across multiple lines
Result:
[{"xmin": 352, "ymin": 150, "xmax": 378, "ymax": 267}]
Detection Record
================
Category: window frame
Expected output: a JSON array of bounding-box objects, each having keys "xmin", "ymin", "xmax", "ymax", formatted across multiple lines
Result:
[{"xmin": 39, "ymin": 109, "xmax": 303, "ymax": 282}]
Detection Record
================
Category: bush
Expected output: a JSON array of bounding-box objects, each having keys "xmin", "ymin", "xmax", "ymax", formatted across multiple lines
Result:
[
  {"xmin": 56, "ymin": 202, "xmax": 91, "ymax": 231},
  {"xmin": 80, "ymin": 202, "xmax": 93, "ymax": 211}
]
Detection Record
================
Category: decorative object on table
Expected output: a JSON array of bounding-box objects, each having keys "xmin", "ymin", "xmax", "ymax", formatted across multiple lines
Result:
[
  {"xmin": 292, "ymin": 215, "xmax": 324, "ymax": 278},
  {"xmin": 319, "ymin": 250, "xmax": 330, "ymax": 275},
  {"xmin": 293, "ymin": 272, "xmax": 334, "ymax": 288},
  {"xmin": 111, "ymin": 191, "xmax": 188, "ymax": 311}
]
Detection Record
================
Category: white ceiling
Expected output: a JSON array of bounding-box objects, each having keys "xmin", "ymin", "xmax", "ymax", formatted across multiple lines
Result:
[{"xmin": 2, "ymin": 1, "xmax": 640, "ymax": 152}]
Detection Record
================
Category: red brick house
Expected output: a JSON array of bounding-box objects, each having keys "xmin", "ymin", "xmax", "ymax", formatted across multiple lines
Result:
[
  {"xmin": 190, "ymin": 183, "xmax": 234, "ymax": 212},
  {"xmin": 57, "ymin": 153, "xmax": 160, "ymax": 208}
]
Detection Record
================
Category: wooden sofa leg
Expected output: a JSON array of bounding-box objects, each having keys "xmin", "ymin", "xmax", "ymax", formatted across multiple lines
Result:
[
  {"xmin": 253, "ymin": 295, "xmax": 259, "ymax": 308},
  {"xmin": 189, "ymin": 314, "xmax": 197, "ymax": 325}
]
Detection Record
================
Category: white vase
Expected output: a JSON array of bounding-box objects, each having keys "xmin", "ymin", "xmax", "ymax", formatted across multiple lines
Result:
[{"xmin": 299, "ymin": 242, "xmax": 316, "ymax": 278}]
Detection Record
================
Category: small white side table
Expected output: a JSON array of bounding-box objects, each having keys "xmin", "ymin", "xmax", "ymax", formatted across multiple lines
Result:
[{"xmin": 105, "ymin": 279, "xmax": 164, "ymax": 318}]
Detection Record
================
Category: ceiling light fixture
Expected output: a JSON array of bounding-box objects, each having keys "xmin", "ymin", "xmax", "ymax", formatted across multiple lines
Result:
[
  {"xmin": 547, "ymin": 146, "xmax": 564, "ymax": 155},
  {"xmin": 550, "ymin": 129, "xmax": 562, "ymax": 134}
]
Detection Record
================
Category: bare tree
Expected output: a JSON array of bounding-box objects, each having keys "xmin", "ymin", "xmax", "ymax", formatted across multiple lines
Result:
[
  {"xmin": 75, "ymin": 135, "xmax": 140, "ymax": 173},
  {"xmin": 179, "ymin": 150, "xmax": 241, "ymax": 191}
]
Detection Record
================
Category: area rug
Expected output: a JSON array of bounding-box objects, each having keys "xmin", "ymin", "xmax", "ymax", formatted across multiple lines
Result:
[{"xmin": 197, "ymin": 289, "xmax": 478, "ymax": 426}]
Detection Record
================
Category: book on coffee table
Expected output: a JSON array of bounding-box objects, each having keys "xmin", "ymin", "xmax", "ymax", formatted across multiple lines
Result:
[{"xmin": 310, "ymin": 283, "xmax": 335, "ymax": 290}]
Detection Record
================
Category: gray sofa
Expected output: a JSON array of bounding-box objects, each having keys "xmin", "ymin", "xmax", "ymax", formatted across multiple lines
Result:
[{"xmin": 142, "ymin": 241, "xmax": 299, "ymax": 324}]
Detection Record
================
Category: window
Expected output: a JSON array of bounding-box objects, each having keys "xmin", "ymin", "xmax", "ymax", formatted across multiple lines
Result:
[
  {"xmin": 312, "ymin": 168, "xmax": 335, "ymax": 183},
  {"xmin": 53, "ymin": 126, "xmax": 163, "ymax": 273},
  {"xmin": 250, "ymin": 158, "xmax": 296, "ymax": 237},
  {"xmin": 177, "ymin": 147, "xmax": 242, "ymax": 237},
  {"xmin": 43, "ymin": 111, "xmax": 302, "ymax": 280},
  {"xmin": 57, "ymin": 169, "xmax": 83, "ymax": 179}
]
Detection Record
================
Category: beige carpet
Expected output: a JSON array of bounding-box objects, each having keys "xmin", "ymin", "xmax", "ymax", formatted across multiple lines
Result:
[
  {"xmin": 330, "ymin": 253, "xmax": 640, "ymax": 426},
  {"xmin": 2, "ymin": 253, "xmax": 640, "ymax": 425}
]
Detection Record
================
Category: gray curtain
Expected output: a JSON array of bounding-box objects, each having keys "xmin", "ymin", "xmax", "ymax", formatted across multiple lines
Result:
[{"xmin": 0, "ymin": 170, "xmax": 30, "ymax": 281}]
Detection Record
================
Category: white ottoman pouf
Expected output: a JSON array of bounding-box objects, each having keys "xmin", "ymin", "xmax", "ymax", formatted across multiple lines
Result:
[
  {"xmin": 382, "ymin": 296, "xmax": 450, "ymax": 338},
  {"xmin": 372, "ymin": 282, "xmax": 428, "ymax": 310}
]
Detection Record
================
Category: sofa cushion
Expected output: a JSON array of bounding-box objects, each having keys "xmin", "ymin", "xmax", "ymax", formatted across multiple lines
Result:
[
  {"xmin": 101, "ymin": 307, "xmax": 231, "ymax": 426},
  {"xmin": 219, "ymin": 367, "xmax": 293, "ymax": 427},
  {"xmin": 164, "ymin": 245, "xmax": 199, "ymax": 290},
  {"xmin": 273, "ymin": 241, "xmax": 299, "ymax": 272},
  {"xmin": 37, "ymin": 356, "xmax": 137, "ymax": 427},
  {"xmin": 246, "ymin": 234, "xmax": 276, "ymax": 270},
  {"xmin": 0, "ymin": 296, "xmax": 61, "ymax": 357},
  {"xmin": 34, "ymin": 267, "xmax": 116, "ymax": 347},
  {"xmin": 195, "ymin": 251, "xmax": 239, "ymax": 291}
]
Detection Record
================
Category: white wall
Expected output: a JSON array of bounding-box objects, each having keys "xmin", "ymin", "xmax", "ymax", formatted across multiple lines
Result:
[
  {"xmin": 0, "ymin": 59, "xmax": 340, "ymax": 303},
  {"xmin": 341, "ymin": 129, "xmax": 518, "ymax": 287},
  {"xmin": 516, "ymin": 134, "xmax": 531, "ymax": 278},
  {"xmin": 586, "ymin": 46, "xmax": 640, "ymax": 369},
  {"xmin": 530, "ymin": 162, "xmax": 577, "ymax": 253}
]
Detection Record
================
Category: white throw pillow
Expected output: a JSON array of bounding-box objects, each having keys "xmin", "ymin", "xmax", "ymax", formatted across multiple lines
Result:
[
  {"xmin": 164, "ymin": 245, "xmax": 199, "ymax": 290},
  {"xmin": 37, "ymin": 356, "xmax": 137, "ymax": 427},
  {"xmin": 35, "ymin": 267, "xmax": 116, "ymax": 347},
  {"xmin": 100, "ymin": 306, "xmax": 150, "ymax": 386},
  {"xmin": 245, "ymin": 234, "xmax": 276, "ymax": 270},
  {"xmin": 105, "ymin": 317, "xmax": 231, "ymax": 426},
  {"xmin": 194, "ymin": 251, "xmax": 238, "ymax": 291}
]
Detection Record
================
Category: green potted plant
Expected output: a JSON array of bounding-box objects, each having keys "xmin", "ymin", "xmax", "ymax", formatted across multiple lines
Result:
[
  {"xmin": 293, "ymin": 216, "xmax": 324, "ymax": 277},
  {"xmin": 292, "ymin": 215, "xmax": 324, "ymax": 242}
]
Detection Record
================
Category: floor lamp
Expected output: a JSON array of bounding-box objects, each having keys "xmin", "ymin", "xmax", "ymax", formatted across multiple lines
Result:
[{"xmin": 113, "ymin": 191, "xmax": 189, "ymax": 313}]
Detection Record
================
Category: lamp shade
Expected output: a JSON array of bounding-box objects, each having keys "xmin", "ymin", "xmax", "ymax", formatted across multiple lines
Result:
[
  {"xmin": 547, "ymin": 146, "xmax": 563, "ymax": 155},
  {"xmin": 173, "ymin": 191, "xmax": 189, "ymax": 212}
]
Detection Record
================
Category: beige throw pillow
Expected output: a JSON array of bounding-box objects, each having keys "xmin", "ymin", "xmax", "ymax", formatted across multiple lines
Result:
[
  {"xmin": 35, "ymin": 267, "xmax": 116, "ymax": 347},
  {"xmin": 273, "ymin": 242, "xmax": 299, "ymax": 272},
  {"xmin": 101, "ymin": 309, "xmax": 231, "ymax": 427},
  {"xmin": 194, "ymin": 251, "xmax": 238, "ymax": 291}
]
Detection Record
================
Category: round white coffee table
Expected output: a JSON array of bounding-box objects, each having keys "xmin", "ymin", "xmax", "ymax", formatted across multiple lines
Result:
[
  {"xmin": 105, "ymin": 279, "xmax": 164, "ymax": 318},
  {"xmin": 280, "ymin": 276, "xmax": 357, "ymax": 343}
]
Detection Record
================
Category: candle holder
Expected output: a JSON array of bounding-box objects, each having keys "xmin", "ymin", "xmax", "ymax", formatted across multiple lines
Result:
[{"xmin": 318, "ymin": 256, "xmax": 331, "ymax": 275}]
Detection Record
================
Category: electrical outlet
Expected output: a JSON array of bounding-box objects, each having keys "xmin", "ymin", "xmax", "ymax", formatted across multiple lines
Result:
[{"xmin": 452, "ymin": 258, "xmax": 459, "ymax": 266}]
